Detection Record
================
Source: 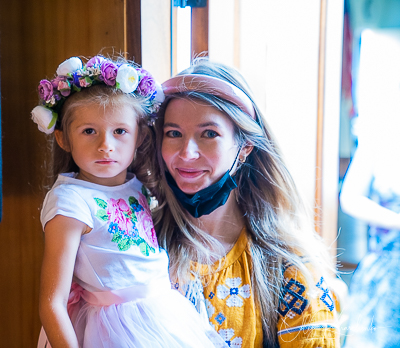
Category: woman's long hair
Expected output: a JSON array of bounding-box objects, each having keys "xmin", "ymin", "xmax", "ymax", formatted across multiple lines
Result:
[{"xmin": 152, "ymin": 59, "xmax": 333, "ymax": 345}]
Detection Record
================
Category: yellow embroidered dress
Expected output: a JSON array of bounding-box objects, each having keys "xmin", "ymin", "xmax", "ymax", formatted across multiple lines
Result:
[{"xmin": 176, "ymin": 228, "xmax": 340, "ymax": 348}]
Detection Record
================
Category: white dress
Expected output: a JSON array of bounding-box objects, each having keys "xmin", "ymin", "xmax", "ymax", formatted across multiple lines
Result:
[{"xmin": 38, "ymin": 173, "xmax": 225, "ymax": 348}]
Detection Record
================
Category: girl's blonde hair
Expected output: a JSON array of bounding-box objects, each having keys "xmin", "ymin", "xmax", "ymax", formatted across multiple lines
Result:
[
  {"xmin": 152, "ymin": 58, "xmax": 333, "ymax": 345},
  {"xmin": 48, "ymin": 74, "xmax": 155, "ymax": 189}
]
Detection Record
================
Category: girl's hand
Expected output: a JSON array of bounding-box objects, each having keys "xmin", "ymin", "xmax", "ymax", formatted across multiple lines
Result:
[{"xmin": 39, "ymin": 215, "xmax": 88, "ymax": 348}]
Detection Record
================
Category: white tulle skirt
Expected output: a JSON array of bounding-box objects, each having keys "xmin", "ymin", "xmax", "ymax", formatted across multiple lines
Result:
[{"xmin": 38, "ymin": 281, "xmax": 226, "ymax": 348}]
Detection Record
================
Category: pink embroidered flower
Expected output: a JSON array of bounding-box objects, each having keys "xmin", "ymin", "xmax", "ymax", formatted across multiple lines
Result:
[
  {"xmin": 107, "ymin": 198, "xmax": 133, "ymax": 234},
  {"xmin": 138, "ymin": 192, "xmax": 151, "ymax": 214},
  {"xmin": 136, "ymin": 210, "xmax": 158, "ymax": 249}
]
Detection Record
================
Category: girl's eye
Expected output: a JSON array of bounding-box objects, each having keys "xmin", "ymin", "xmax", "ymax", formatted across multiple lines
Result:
[
  {"xmin": 165, "ymin": 130, "xmax": 182, "ymax": 138},
  {"xmin": 83, "ymin": 128, "xmax": 95, "ymax": 135},
  {"xmin": 203, "ymin": 130, "xmax": 219, "ymax": 138},
  {"xmin": 115, "ymin": 128, "xmax": 126, "ymax": 135}
]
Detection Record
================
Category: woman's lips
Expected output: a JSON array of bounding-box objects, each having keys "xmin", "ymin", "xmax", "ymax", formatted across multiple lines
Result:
[{"xmin": 176, "ymin": 168, "xmax": 205, "ymax": 179}]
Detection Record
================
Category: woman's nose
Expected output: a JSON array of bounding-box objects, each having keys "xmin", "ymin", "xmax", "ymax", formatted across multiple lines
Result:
[
  {"xmin": 179, "ymin": 138, "xmax": 200, "ymax": 160},
  {"xmin": 98, "ymin": 133, "xmax": 114, "ymax": 152}
]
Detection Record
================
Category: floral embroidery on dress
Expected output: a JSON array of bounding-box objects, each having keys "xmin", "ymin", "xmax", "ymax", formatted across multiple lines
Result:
[
  {"xmin": 216, "ymin": 277, "xmax": 251, "ymax": 307},
  {"xmin": 316, "ymin": 277, "xmax": 335, "ymax": 311},
  {"xmin": 218, "ymin": 328, "xmax": 243, "ymax": 347},
  {"xmin": 215, "ymin": 312, "xmax": 226, "ymax": 325},
  {"xmin": 93, "ymin": 187, "xmax": 158, "ymax": 255}
]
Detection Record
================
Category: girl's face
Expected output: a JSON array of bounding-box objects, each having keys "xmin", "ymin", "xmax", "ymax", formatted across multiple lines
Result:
[
  {"xmin": 56, "ymin": 104, "xmax": 141, "ymax": 186},
  {"xmin": 162, "ymin": 98, "xmax": 242, "ymax": 195}
]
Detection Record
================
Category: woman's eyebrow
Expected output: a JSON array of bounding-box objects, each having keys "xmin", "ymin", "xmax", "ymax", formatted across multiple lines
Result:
[
  {"xmin": 163, "ymin": 122, "xmax": 181, "ymax": 128},
  {"xmin": 197, "ymin": 122, "xmax": 219, "ymax": 128}
]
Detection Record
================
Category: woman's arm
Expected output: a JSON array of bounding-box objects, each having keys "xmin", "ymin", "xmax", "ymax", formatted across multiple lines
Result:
[
  {"xmin": 39, "ymin": 215, "xmax": 87, "ymax": 348},
  {"xmin": 340, "ymin": 146, "xmax": 400, "ymax": 230}
]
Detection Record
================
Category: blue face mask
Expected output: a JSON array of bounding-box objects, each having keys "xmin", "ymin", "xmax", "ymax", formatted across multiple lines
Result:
[
  {"xmin": 165, "ymin": 148, "xmax": 241, "ymax": 218},
  {"xmin": 165, "ymin": 171, "xmax": 238, "ymax": 218}
]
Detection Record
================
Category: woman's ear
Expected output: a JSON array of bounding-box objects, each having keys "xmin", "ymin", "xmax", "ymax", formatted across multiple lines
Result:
[
  {"xmin": 240, "ymin": 143, "xmax": 254, "ymax": 161},
  {"xmin": 54, "ymin": 130, "xmax": 70, "ymax": 152}
]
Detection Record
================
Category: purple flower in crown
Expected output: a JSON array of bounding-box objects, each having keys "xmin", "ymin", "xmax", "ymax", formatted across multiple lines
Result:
[
  {"xmin": 137, "ymin": 68, "xmax": 156, "ymax": 97},
  {"xmin": 86, "ymin": 55, "xmax": 105, "ymax": 68},
  {"xmin": 100, "ymin": 60, "xmax": 118, "ymax": 86},
  {"xmin": 51, "ymin": 76, "xmax": 71, "ymax": 97},
  {"xmin": 38, "ymin": 80, "xmax": 54, "ymax": 102}
]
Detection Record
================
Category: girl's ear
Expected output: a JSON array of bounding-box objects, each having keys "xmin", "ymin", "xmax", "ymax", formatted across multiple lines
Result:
[{"xmin": 54, "ymin": 130, "xmax": 70, "ymax": 152}]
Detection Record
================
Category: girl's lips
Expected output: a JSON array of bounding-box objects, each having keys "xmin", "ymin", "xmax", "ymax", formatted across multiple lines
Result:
[
  {"xmin": 176, "ymin": 168, "xmax": 205, "ymax": 179},
  {"xmin": 96, "ymin": 160, "xmax": 116, "ymax": 165}
]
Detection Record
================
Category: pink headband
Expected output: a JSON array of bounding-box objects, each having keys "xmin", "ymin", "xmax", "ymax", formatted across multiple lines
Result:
[{"xmin": 162, "ymin": 74, "xmax": 256, "ymax": 120}]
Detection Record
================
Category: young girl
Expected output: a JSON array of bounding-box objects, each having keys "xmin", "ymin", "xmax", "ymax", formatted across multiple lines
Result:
[
  {"xmin": 153, "ymin": 59, "xmax": 341, "ymax": 347},
  {"xmin": 32, "ymin": 56, "xmax": 226, "ymax": 348}
]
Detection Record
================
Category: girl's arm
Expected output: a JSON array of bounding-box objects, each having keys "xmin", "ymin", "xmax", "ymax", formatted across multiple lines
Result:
[
  {"xmin": 340, "ymin": 146, "xmax": 400, "ymax": 230},
  {"xmin": 39, "ymin": 215, "xmax": 88, "ymax": 348}
]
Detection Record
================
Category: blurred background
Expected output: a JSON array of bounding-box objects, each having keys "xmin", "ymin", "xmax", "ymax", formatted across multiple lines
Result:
[{"xmin": 1, "ymin": 0, "xmax": 399, "ymax": 346}]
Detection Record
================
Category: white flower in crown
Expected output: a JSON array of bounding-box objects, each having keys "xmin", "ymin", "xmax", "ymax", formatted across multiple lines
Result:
[
  {"xmin": 56, "ymin": 57, "xmax": 83, "ymax": 76},
  {"xmin": 31, "ymin": 106, "xmax": 57, "ymax": 134},
  {"xmin": 154, "ymin": 82, "xmax": 165, "ymax": 103},
  {"xmin": 116, "ymin": 64, "xmax": 139, "ymax": 93},
  {"xmin": 216, "ymin": 277, "xmax": 250, "ymax": 307}
]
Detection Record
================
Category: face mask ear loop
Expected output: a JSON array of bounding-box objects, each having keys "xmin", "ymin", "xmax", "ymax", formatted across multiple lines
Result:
[{"xmin": 229, "ymin": 146, "xmax": 243, "ymax": 176}]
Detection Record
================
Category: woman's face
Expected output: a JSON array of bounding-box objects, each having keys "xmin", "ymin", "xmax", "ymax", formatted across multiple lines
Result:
[{"xmin": 162, "ymin": 98, "xmax": 240, "ymax": 195}]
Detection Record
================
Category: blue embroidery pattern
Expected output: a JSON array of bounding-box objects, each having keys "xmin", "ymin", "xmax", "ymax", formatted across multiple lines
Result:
[
  {"xmin": 316, "ymin": 277, "xmax": 335, "ymax": 311},
  {"xmin": 215, "ymin": 312, "xmax": 226, "ymax": 325},
  {"xmin": 209, "ymin": 292, "xmax": 215, "ymax": 299},
  {"xmin": 278, "ymin": 278, "xmax": 308, "ymax": 317}
]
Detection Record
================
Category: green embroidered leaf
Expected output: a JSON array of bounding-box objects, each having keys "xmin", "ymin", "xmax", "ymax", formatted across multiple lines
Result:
[
  {"xmin": 95, "ymin": 209, "xmax": 108, "ymax": 221},
  {"xmin": 139, "ymin": 242, "xmax": 149, "ymax": 256},
  {"xmin": 118, "ymin": 238, "xmax": 133, "ymax": 251},
  {"xmin": 111, "ymin": 232, "xmax": 121, "ymax": 243},
  {"xmin": 129, "ymin": 196, "xmax": 138, "ymax": 206},
  {"xmin": 141, "ymin": 185, "xmax": 149, "ymax": 198},
  {"xmin": 94, "ymin": 198, "xmax": 108, "ymax": 209}
]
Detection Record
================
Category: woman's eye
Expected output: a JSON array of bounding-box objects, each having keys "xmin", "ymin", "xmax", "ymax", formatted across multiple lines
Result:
[
  {"xmin": 203, "ymin": 130, "xmax": 218, "ymax": 138},
  {"xmin": 115, "ymin": 128, "xmax": 126, "ymax": 135},
  {"xmin": 165, "ymin": 130, "xmax": 182, "ymax": 138},
  {"xmin": 83, "ymin": 128, "xmax": 95, "ymax": 135}
]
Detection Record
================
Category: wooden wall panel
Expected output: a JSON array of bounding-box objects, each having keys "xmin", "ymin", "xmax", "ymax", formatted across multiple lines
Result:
[{"xmin": 0, "ymin": 0, "xmax": 140, "ymax": 345}]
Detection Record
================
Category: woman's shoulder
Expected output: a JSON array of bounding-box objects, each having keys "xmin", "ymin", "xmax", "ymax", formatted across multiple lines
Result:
[{"xmin": 277, "ymin": 261, "xmax": 340, "ymax": 348}]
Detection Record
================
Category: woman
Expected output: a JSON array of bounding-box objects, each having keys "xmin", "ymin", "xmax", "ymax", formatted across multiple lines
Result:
[{"xmin": 152, "ymin": 59, "xmax": 339, "ymax": 347}]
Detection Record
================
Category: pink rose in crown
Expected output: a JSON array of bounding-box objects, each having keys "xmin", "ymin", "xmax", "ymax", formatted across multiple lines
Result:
[
  {"xmin": 138, "ymin": 192, "xmax": 151, "ymax": 214},
  {"xmin": 51, "ymin": 76, "xmax": 71, "ymax": 97},
  {"xmin": 79, "ymin": 77, "xmax": 92, "ymax": 88},
  {"xmin": 136, "ymin": 210, "xmax": 158, "ymax": 249},
  {"xmin": 107, "ymin": 198, "xmax": 133, "ymax": 233}
]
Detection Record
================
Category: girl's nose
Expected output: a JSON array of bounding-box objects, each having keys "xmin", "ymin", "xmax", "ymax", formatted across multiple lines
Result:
[
  {"xmin": 179, "ymin": 138, "xmax": 200, "ymax": 160},
  {"xmin": 98, "ymin": 133, "xmax": 115, "ymax": 153}
]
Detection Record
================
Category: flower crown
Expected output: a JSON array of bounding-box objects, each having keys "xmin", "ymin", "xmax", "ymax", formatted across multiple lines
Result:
[{"xmin": 31, "ymin": 56, "xmax": 165, "ymax": 134}]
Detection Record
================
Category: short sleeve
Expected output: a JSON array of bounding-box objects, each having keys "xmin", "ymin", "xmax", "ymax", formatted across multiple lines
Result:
[
  {"xmin": 277, "ymin": 264, "xmax": 340, "ymax": 348},
  {"xmin": 40, "ymin": 186, "xmax": 93, "ymax": 230}
]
